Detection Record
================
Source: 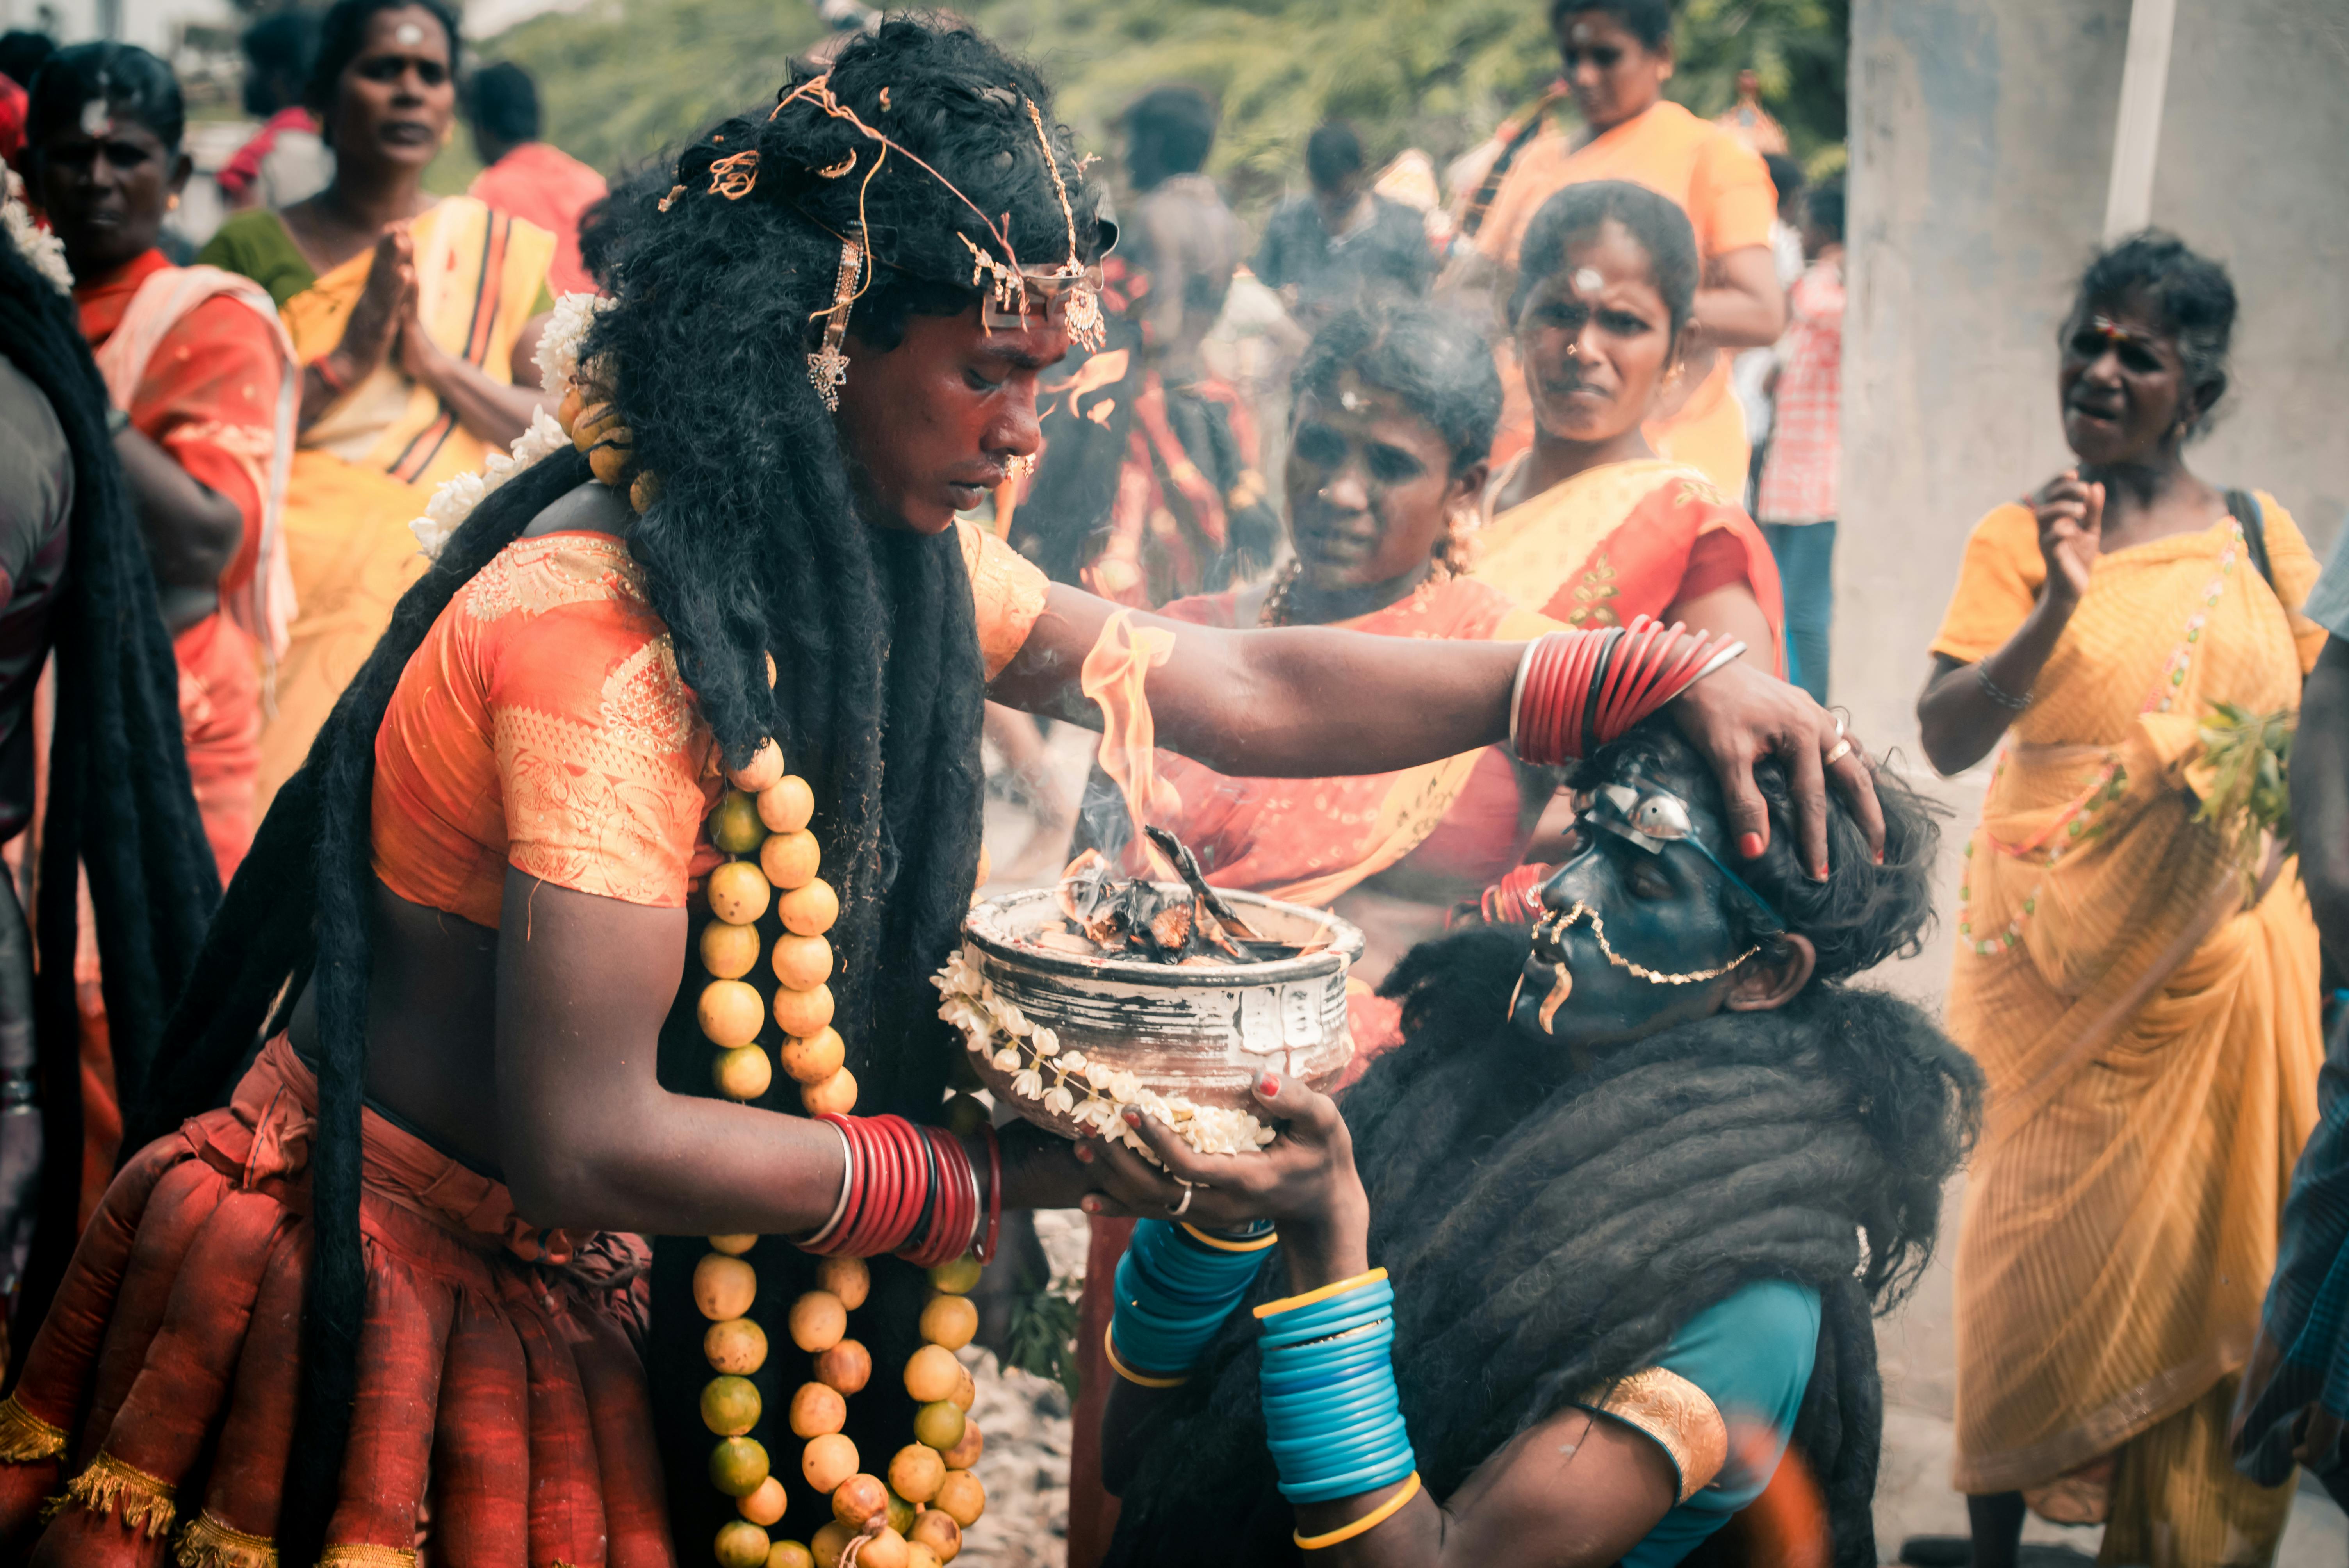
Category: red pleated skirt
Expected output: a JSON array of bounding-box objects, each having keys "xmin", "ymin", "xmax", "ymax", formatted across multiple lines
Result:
[{"xmin": 0, "ymin": 1035, "xmax": 675, "ymax": 1567}]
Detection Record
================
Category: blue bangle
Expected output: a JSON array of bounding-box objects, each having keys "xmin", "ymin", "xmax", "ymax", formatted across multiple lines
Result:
[
  {"xmin": 1110, "ymin": 1219, "xmax": 1274, "ymax": 1379},
  {"xmin": 1259, "ymin": 1278, "xmax": 1395, "ymax": 1335},
  {"xmin": 1278, "ymin": 1450, "xmax": 1419, "ymax": 1505},
  {"xmin": 1261, "ymin": 1381, "xmax": 1394, "ymax": 1424},
  {"xmin": 1260, "ymin": 1309, "xmax": 1394, "ymax": 1351},
  {"xmin": 1265, "ymin": 1395, "xmax": 1403, "ymax": 1445},
  {"xmin": 1268, "ymin": 1413, "xmax": 1410, "ymax": 1464}
]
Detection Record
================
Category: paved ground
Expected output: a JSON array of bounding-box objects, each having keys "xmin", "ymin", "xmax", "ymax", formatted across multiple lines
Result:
[{"xmin": 971, "ymin": 738, "xmax": 2349, "ymax": 1565}]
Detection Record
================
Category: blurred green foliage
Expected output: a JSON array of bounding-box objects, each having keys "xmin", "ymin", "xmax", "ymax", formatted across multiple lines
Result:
[{"xmin": 477, "ymin": 0, "xmax": 1845, "ymax": 219}]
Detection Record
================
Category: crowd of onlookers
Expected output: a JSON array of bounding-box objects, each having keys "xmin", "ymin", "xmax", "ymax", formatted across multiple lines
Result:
[{"xmin": 5, "ymin": 3, "xmax": 2347, "ymax": 1563}]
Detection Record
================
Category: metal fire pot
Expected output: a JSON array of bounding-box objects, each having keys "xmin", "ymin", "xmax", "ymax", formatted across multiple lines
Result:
[{"xmin": 956, "ymin": 887, "xmax": 1365, "ymax": 1140}]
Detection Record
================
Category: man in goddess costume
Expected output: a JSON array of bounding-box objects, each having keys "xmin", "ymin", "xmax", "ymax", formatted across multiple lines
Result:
[
  {"xmin": 1091, "ymin": 722, "xmax": 1980, "ymax": 1567},
  {"xmin": 0, "ymin": 21, "xmax": 1873, "ymax": 1566}
]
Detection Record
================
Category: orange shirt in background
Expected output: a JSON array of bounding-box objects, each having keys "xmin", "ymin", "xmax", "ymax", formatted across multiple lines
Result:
[
  {"xmin": 1475, "ymin": 100, "xmax": 1778, "ymax": 494},
  {"xmin": 469, "ymin": 139, "xmax": 609, "ymax": 297}
]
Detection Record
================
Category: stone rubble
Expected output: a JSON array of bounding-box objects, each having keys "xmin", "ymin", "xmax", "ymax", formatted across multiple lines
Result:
[{"xmin": 955, "ymin": 1209, "xmax": 1090, "ymax": 1566}]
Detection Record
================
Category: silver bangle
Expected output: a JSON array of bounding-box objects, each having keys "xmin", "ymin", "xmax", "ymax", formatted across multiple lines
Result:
[
  {"xmin": 802, "ymin": 1119, "xmax": 855, "ymax": 1247},
  {"xmin": 1507, "ymin": 638, "xmax": 1540, "ymax": 753},
  {"xmin": 1975, "ymin": 661, "xmax": 2032, "ymax": 712},
  {"xmin": 1687, "ymin": 639, "xmax": 1748, "ymax": 690}
]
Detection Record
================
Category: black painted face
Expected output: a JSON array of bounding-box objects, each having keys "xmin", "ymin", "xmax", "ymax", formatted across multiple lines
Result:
[{"xmin": 1508, "ymin": 775, "xmax": 1764, "ymax": 1053}]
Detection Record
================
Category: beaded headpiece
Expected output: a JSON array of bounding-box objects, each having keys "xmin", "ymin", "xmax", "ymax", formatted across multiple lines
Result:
[{"xmin": 758, "ymin": 71, "xmax": 1109, "ymax": 407}]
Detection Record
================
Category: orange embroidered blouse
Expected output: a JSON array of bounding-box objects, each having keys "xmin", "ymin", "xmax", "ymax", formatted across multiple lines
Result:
[{"xmin": 371, "ymin": 521, "xmax": 1050, "ymax": 928}]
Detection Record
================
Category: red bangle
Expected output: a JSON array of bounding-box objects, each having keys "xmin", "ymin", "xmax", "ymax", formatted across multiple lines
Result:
[
  {"xmin": 1596, "ymin": 619, "xmax": 1667, "ymax": 742},
  {"xmin": 977, "ymin": 1121, "xmax": 1002, "ymax": 1266},
  {"xmin": 1478, "ymin": 862, "xmax": 1555, "ymax": 925}
]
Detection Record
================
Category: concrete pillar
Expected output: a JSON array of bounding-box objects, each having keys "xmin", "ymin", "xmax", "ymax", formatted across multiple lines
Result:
[{"xmin": 1839, "ymin": 0, "xmax": 2349, "ymax": 749}]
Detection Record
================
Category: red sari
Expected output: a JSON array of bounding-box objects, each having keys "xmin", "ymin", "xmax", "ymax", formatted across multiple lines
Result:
[{"xmin": 77, "ymin": 248, "xmax": 296, "ymax": 882}]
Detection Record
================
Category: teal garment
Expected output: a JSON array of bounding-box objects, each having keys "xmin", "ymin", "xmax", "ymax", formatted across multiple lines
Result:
[{"xmin": 1593, "ymin": 1278, "xmax": 1821, "ymax": 1568}]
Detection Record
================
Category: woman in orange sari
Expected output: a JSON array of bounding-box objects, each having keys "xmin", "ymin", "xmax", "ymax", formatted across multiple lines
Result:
[
  {"xmin": 198, "ymin": 0, "xmax": 554, "ymax": 815},
  {"xmin": 34, "ymin": 44, "xmax": 296, "ymax": 882},
  {"xmin": 1917, "ymin": 234, "xmax": 2321, "ymax": 1568},
  {"xmin": 1456, "ymin": 0, "xmax": 1785, "ymax": 492},
  {"xmin": 1470, "ymin": 180, "xmax": 1782, "ymax": 707}
]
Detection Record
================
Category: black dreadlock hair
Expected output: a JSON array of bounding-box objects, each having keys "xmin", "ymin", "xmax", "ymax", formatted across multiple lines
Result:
[
  {"xmin": 0, "ymin": 218, "xmax": 219, "ymax": 1358},
  {"xmin": 125, "ymin": 16, "xmax": 1109, "ymax": 1561},
  {"xmin": 1105, "ymin": 726, "xmax": 1980, "ymax": 1568}
]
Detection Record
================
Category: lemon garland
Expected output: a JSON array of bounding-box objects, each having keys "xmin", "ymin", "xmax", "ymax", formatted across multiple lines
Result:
[{"xmin": 688, "ymin": 741, "xmax": 993, "ymax": 1568}]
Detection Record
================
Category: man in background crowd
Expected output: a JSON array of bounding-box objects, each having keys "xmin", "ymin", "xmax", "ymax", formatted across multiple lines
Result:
[
  {"xmin": 1755, "ymin": 177, "xmax": 1844, "ymax": 702},
  {"xmin": 1733, "ymin": 149, "xmax": 1807, "ymax": 505},
  {"xmin": 216, "ymin": 11, "xmax": 329, "ymax": 213},
  {"xmin": 466, "ymin": 59, "xmax": 605, "ymax": 296},
  {"xmin": 1252, "ymin": 119, "xmax": 1434, "ymax": 333}
]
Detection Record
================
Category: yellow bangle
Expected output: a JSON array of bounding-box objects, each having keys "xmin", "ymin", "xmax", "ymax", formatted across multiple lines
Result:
[
  {"xmin": 1182, "ymin": 1222, "xmax": 1280, "ymax": 1253},
  {"xmin": 1292, "ymin": 1471, "xmax": 1422, "ymax": 1550},
  {"xmin": 1102, "ymin": 1326, "xmax": 1187, "ymax": 1389},
  {"xmin": 1254, "ymin": 1267, "xmax": 1388, "ymax": 1320}
]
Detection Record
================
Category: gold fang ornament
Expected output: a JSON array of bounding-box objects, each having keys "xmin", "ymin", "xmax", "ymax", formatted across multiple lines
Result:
[
  {"xmin": 1536, "ymin": 963, "xmax": 1574, "ymax": 1032},
  {"xmin": 1537, "ymin": 902, "xmax": 1760, "ymax": 985}
]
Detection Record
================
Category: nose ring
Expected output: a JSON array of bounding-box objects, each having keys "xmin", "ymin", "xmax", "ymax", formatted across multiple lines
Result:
[{"xmin": 1006, "ymin": 453, "xmax": 1036, "ymax": 482}]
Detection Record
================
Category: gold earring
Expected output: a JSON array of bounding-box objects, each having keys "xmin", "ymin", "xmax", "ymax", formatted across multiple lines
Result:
[{"xmin": 166, "ymin": 193, "xmax": 180, "ymax": 211}]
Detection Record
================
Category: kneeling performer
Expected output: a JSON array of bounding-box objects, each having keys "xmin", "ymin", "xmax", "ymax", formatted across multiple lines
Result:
[{"xmin": 1091, "ymin": 722, "xmax": 1982, "ymax": 1567}]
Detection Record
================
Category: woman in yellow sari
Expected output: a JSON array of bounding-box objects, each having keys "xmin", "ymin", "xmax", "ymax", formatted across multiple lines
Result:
[
  {"xmin": 1918, "ymin": 234, "xmax": 2323, "ymax": 1568},
  {"xmin": 198, "ymin": 0, "xmax": 554, "ymax": 812}
]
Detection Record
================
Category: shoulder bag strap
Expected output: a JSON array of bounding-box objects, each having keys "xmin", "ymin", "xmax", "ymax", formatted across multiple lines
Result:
[{"xmin": 2226, "ymin": 487, "xmax": 2276, "ymax": 592}]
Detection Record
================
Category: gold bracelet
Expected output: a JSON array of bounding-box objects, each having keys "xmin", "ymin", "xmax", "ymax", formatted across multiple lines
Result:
[
  {"xmin": 1255, "ymin": 1267, "xmax": 1388, "ymax": 1320},
  {"xmin": 1293, "ymin": 1472, "xmax": 1422, "ymax": 1550},
  {"xmin": 1181, "ymin": 1222, "xmax": 1280, "ymax": 1253},
  {"xmin": 1102, "ymin": 1326, "xmax": 1188, "ymax": 1389}
]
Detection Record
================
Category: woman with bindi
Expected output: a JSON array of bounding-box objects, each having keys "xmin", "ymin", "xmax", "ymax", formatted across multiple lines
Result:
[
  {"xmin": 1454, "ymin": 0, "xmax": 1786, "ymax": 494},
  {"xmin": 0, "ymin": 24, "xmax": 1875, "ymax": 1564},
  {"xmin": 1916, "ymin": 233, "xmax": 2323, "ymax": 1568},
  {"xmin": 1087, "ymin": 720, "xmax": 1979, "ymax": 1568},
  {"xmin": 1472, "ymin": 181, "xmax": 1784, "ymax": 712},
  {"xmin": 197, "ymin": 0, "xmax": 558, "ymax": 820},
  {"xmin": 29, "ymin": 43, "xmax": 298, "ymax": 884}
]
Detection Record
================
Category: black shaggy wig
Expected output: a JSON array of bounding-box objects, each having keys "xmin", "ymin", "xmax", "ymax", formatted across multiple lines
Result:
[
  {"xmin": 0, "ymin": 217, "xmax": 219, "ymax": 1355},
  {"xmin": 1105, "ymin": 729, "xmax": 1981, "ymax": 1568},
  {"xmin": 127, "ymin": 16, "xmax": 1110, "ymax": 1560}
]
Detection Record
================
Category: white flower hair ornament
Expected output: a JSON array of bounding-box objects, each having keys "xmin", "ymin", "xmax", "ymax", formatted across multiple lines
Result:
[
  {"xmin": 3, "ymin": 170, "xmax": 73, "ymax": 295},
  {"xmin": 407, "ymin": 293, "xmax": 657, "ymax": 560}
]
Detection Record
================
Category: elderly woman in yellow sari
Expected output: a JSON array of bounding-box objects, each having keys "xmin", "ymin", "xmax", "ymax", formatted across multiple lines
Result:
[
  {"xmin": 198, "ymin": 0, "xmax": 553, "ymax": 811},
  {"xmin": 1917, "ymin": 233, "xmax": 2323, "ymax": 1568}
]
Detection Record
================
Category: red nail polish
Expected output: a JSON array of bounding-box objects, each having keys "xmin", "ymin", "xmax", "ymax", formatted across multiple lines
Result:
[
  {"xmin": 1738, "ymin": 832, "xmax": 1765, "ymax": 859},
  {"xmin": 1258, "ymin": 1074, "xmax": 1279, "ymax": 1096},
  {"xmin": 1081, "ymin": 1196, "xmax": 1098, "ymax": 1213},
  {"xmin": 1075, "ymin": 1144, "xmax": 1093, "ymax": 1163},
  {"xmin": 1874, "ymin": 850, "xmax": 1885, "ymax": 866},
  {"xmin": 1814, "ymin": 864, "xmax": 1830, "ymax": 881},
  {"xmin": 1124, "ymin": 1110, "xmax": 1142, "ymax": 1127}
]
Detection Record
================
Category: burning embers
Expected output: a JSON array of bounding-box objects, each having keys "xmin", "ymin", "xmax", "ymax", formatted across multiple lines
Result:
[{"xmin": 1029, "ymin": 829, "xmax": 1328, "ymax": 966}]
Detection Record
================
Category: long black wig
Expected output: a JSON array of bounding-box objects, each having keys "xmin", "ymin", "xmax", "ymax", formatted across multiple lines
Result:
[
  {"xmin": 123, "ymin": 18, "xmax": 1111, "ymax": 1560},
  {"xmin": 1105, "ymin": 728, "xmax": 1984, "ymax": 1568},
  {"xmin": 0, "ymin": 210, "xmax": 220, "ymax": 1360}
]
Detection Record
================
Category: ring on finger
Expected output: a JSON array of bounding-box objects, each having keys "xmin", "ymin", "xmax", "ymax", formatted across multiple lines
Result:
[
  {"xmin": 1825, "ymin": 738, "xmax": 1854, "ymax": 766},
  {"xmin": 1168, "ymin": 1182, "xmax": 1196, "ymax": 1217}
]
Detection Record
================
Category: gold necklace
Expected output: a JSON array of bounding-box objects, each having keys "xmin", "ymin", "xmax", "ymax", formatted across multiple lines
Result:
[{"xmin": 1534, "ymin": 901, "xmax": 1760, "ymax": 985}]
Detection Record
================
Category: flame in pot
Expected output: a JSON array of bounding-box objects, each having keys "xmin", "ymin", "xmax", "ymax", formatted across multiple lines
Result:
[{"xmin": 1080, "ymin": 609, "xmax": 1182, "ymax": 876}]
